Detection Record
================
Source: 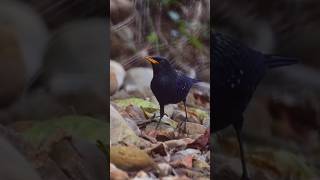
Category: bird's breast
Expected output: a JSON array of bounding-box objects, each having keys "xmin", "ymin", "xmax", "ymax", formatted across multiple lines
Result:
[{"xmin": 151, "ymin": 75, "xmax": 177, "ymax": 104}]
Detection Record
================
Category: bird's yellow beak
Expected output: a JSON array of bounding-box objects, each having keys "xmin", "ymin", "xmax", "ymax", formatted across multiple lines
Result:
[{"xmin": 144, "ymin": 56, "xmax": 159, "ymax": 64}]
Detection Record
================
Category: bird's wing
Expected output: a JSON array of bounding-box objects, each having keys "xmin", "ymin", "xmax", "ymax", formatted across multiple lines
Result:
[{"xmin": 176, "ymin": 74, "xmax": 196, "ymax": 101}]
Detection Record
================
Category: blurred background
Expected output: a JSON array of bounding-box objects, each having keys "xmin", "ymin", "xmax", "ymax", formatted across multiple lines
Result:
[
  {"xmin": 213, "ymin": 0, "xmax": 320, "ymax": 180},
  {"xmin": 0, "ymin": 0, "xmax": 107, "ymax": 179},
  {"xmin": 109, "ymin": 0, "xmax": 210, "ymax": 179}
]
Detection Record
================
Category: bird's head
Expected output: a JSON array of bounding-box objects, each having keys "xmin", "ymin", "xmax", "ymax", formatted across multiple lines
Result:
[{"xmin": 144, "ymin": 56, "xmax": 173, "ymax": 75}]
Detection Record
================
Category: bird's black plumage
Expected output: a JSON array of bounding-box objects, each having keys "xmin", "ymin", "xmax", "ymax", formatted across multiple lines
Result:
[
  {"xmin": 145, "ymin": 56, "xmax": 199, "ymax": 132},
  {"xmin": 212, "ymin": 32, "xmax": 298, "ymax": 180}
]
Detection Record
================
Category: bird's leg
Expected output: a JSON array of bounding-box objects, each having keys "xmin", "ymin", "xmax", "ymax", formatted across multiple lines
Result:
[
  {"xmin": 233, "ymin": 121, "xmax": 250, "ymax": 180},
  {"xmin": 176, "ymin": 100, "xmax": 188, "ymax": 134},
  {"xmin": 155, "ymin": 105, "xmax": 164, "ymax": 130},
  {"xmin": 183, "ymin": 100, "xmax": 188, "ymax": 134}
]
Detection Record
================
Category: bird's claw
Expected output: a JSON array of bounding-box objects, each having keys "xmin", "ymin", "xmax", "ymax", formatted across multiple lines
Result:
[
  {"xmin": 175, "ymin": 119, "xmax": 188, "ymax": 136},
  {"xmin": 150, "ymin": 113, "xmax": 169, "ymax": 120}
]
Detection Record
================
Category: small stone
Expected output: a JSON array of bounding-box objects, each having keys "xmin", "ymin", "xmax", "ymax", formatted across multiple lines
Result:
[{"xmin": 110, "ymin": 60, "xmax": 126, "ymax": 95}]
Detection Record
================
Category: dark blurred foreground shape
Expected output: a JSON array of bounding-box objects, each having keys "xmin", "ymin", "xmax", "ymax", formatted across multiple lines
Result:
[
  {"xmin": 0, "ymin": 0, "xmax": 108, "ymax": 179},
  {"xmin": 213, "ymin": 0, "xmax": 320, "ymax": 179},
  {"xmin": 212, "ymin": 32, "xmax": 298, "ymax": 180}
]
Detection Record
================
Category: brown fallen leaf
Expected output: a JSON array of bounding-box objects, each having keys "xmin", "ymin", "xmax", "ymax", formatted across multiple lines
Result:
[
  {"xmin": 185, "ymin": 122, "xmax": 206, "ymax": 136},
  {"xmin": 164, "ymin": 138, "xmax": 194, "ymax": 150},
  {"xmin": 170, "ymin": 155, "xmax": 193, "ymax": 169},
  {"xmin": 146, "ymin": 143, "xmax": 169, "ymax": 157},
  {"xmin": 187, "ymin": 128, "xmax": 210, "ymax": 150},
  {"xmin": 145, "ymin": 126, "xmax": 176, "ymax": 141}
]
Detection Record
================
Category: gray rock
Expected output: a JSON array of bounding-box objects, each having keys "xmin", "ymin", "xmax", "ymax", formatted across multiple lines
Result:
[
  {"xmin": 110, "ymin": 60, "xmax": 126, "ymax": 95},
  {"xmin": 110, "ymin": 104, "xmax": 142, "ymax": 145},
  {"xmin": 124, "ymin": 118, "xmax": 141, "ymax": 136},
  {"xmin": 124, "ymin": 67, "xmax": 154, "ymax": 97}
]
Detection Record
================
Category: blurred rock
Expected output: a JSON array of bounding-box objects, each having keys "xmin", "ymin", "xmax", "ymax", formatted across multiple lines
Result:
[
  {"xmin": 110, "ymin": 27, "xmax": 135, "ymax": 59},
  {"xmin": 213, "ymin": 154, "xmax": 250, "ymax": 180},
  {"xmin": 0, "ymin": 26, "xmax": 25, "ymax": 107},
  {"xmin": 27, "ymin": 0, "xmax": 106, "ymax": 29},
  {"xmin": 0, "ymin": 137, "xmax": 41, "ymax": 180},
  {"xmin": 262, "ymin": 65, "xmax": 320, "ymax": 94},
  {"xmin": 244, "ymin": 99, "xmax": 272, "ymax": 138},
  {"xmin": 9, "ymin": 89, "xmax": 65, "ymax": 122},
  {"xmin": 213, "ymin": 0, "xmax": 275, "ymax": 54},
  {"xmin": 267, "ymin": 91, "xmax": 319, "ymax": 143},
  {"xmin": 110, "ymin": 60, "xmax": 126, "ymax": 95},
  {"xmin": 0, "ymin": 0, "xmax": 49, "ymax": 82},
  {"xmin": 43, "ymin": 18, "xmax": 107, "ymax": 114},
  {"xmin": 110, "ymin": 0, "xmax": 134, "ymax": 24},
  {"xmin": 124, "ymin": 67, "xmax": 153, "ymax": 97}
]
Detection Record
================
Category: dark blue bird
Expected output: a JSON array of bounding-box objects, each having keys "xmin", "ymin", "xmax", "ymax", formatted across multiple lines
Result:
[
  {"xmin": 212, "ymin": 32, "xmax": 298, "ymax": 180},
  {"xmin": 145, "ymin": 56, "xmax": 199, "ymax": 133}
]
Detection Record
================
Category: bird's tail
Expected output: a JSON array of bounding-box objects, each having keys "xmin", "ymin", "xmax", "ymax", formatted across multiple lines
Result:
[{"xmin": 264, "ymin": 55, "xmax": 299, "ymax": 69}]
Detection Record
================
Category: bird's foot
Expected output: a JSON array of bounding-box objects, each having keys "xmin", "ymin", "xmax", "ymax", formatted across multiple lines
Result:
[
  {"xmin": 150, "ymin": 113, "xmax": 169, "ymax": 120},
  {"xmin": 175, "ymin": 120, "xmax": 188, "ymax": 136}
]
